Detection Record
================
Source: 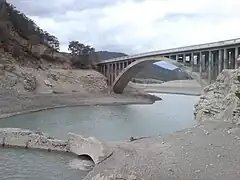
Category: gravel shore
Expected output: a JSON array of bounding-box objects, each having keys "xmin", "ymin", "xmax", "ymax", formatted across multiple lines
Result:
[{"xmin": 85, "ymin": 120, "xmax": 240, "ymax": 180}]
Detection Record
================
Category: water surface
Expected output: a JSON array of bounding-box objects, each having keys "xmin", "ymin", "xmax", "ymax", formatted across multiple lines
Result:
[
  {"xmin": 0, "ymin": 148, "xmax": 90, "ymax": 180},
  {"xmin": 0, "ymin": 93, "xmax": 199, "ymax": 180},
  {"xmin": 0, "ymin": 93, "xmax": 199, "ymax": 141}
]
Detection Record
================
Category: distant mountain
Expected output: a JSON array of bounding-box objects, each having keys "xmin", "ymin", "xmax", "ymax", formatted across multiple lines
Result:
[
  {"xmin": 96, "ymin": 51, "xmax": 191, "ymax": 82},
  {"xmin": 96, "ymin": 51, "xmax": 127, "ymax": 61},
  {"xmin": 135, "ymin": 64, "xmax": 191, "ymax": 82}
]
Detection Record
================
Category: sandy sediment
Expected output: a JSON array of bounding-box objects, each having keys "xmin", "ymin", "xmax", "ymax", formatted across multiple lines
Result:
[{"xmin": 128, "ymin": 79, "xmax": 203, "ymax": 96}]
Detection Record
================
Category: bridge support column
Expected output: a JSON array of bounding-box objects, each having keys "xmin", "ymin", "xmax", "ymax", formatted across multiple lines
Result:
[
  {"xmin": 229, "ymin": 51, "xmax": 234, "ymax": 69},
  {"xmin": 183, "ymin": 54, "xmax": 186, "ymax": 65},
  {"xmin": 235, "ymin": 47, "xmax": 239, "ymax": 69},
  {"xmin": 218, "ymin": 49, "xmax": 223, "ymax": 74},
  {"xmin": 115, "ymin": 63, "xmax": 118, "ymax": 76},
  {"xmin": 102, "ymin": 65, "xmax": 104, "ymax": 76},
  {"xmin": 191, "ymin": 52, "xmax": 194, "ymax": 72},
  {"xmin": 107, "ymin": 64, "xmax": 111, "ymax": 86},
  {"xmin": 120, "ymin": 62, "xmax": 123, "ymax": 70},
  {"xmin": 223, "ymin": 49, "xmax": 228, "ymax": 69},
  {"xmin": 113, "ymin": 63, "xmax": 116, "ymax": 84},
  {"xmin": 208, "ymin": 51, "xmax": 213, "ymax": 84},
  {"xmin": 199, "ymin": 52, "xmax": 203, "ymax": 78},
  {"xmin": 176, "ymin": 54, "xmax": 179, "ymax": 62}
]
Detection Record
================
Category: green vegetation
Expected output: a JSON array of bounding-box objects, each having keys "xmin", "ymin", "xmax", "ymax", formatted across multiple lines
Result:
[
  {"xmin": 0, "ymin": 1, "xmax": 97, "ymax": 69},
  {"xmin": 0, "ymin": 0, "xmax": 61, "ymax": 64},
  {"xmin": 96, "ymin": 51, "xmax": 127, "ymax": 61},
  {"xmin": 68, "ymin": 41, "xmax": 97, "ymax": 69},
  {"xmin": 0, "ymin": 1, "xmax": 59, "ymax": 51}
]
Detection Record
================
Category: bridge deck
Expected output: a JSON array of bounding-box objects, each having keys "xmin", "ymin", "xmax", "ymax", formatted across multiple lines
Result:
[{"xmin": 98, "ymin": 38, "xmax": 240, "ymax": 64}]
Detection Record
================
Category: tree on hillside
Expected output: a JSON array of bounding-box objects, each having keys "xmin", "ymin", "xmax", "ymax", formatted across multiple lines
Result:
[
  {"xmin": 0, "ymin": 22, "xmax": 10, "ymax": 51},
  {"xmin": 68, "ymin": 41, "xmax": 96, "ymax": 69},
  {"xmin": 2, "ymin": 1, "xmax": 60, "ymax": 51},
  {"xmin": 48, "ymin": 35, "xmax": 60, "ymax": 58}
]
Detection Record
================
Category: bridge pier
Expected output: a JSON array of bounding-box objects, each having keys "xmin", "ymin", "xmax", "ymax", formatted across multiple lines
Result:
[
  {"xmin": 199, "ymin": 51, "xmax": 203, "ymax": 78},
  {"xmin": 235, "ymin": 47, "xmax": 239, "ymax": 69},
  {"xmin": 176, "ymin": 54, "xmax": 179, "ymax": 62},
  {"xmin": 218, "ymin": 49, "xmax": 223, "ymax": 74},
  {"xmin": 223, "ymin": 49, "xmax": 228, "ymax": 69}
]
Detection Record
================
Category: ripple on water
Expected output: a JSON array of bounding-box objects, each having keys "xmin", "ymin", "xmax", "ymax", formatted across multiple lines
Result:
[{"xmin": 0, "ymin": 148, "xmax": 92, "ymax": 180}]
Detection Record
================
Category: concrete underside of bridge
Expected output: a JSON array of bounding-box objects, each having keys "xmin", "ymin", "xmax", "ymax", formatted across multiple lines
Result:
[{"xmin": 112, "ymin": 57, "xmax": 206, "ymax": 93}]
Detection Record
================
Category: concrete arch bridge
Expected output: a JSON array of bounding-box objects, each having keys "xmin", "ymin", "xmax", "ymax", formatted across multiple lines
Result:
[{"xmin": 97, "ymin": 38, "xmax": 240, "ymax": 93}]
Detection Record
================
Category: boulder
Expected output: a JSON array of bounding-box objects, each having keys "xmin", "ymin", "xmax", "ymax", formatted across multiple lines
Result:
[
  {"xmin": 195, "ymin": 69, "xmax": 240, "ymax": 124},
  {"xmin": 23, "ymin": 73, "xmax": 37, "ymax": 91},
  {"xmin": 44, "ymin": 79, "xmax": 53, "ymax": 87},
  {"xmin": 68, "ymin": 133, "xmax": 113, "ymax": 164},
  {"xmin": 0, "ymin": 64, "xmax": 4, "ymax": 70}
]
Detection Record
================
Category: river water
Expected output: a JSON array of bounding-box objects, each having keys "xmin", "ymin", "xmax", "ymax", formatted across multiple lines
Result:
[{"xmin": 0, "ymin": 93, "xmax": 199, "ymax": 180}]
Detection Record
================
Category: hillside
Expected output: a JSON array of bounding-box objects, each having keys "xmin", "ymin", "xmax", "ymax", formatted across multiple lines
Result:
[
  {"xmin": 135, "ymin": 64, "xmax": 191, "ymax": 82},
  {"xmin": 96, "ymin": 51, "xmax": 127, "ymax": 61},
  {"xmin": 0, "ymin": 1, "xmax": 108, "ymax": 95},
  {"xmin": 96, "ymin": 51, "xmax": 191, "ymax": 82}
]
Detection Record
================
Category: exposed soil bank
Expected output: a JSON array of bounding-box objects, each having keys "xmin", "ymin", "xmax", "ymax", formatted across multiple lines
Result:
[{"xmin": 128, "ymin": 80, "xmax": 203, "ymax": 96}]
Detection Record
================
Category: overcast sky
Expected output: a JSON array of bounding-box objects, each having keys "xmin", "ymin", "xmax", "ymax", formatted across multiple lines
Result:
[{"xmin": 8, "ymin": 0, "xmax": 240, "ymax": 55}]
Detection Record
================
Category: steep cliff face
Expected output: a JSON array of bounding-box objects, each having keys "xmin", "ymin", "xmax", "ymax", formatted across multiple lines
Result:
[{"xmin": 194, "ymin": 69, "xmax": 240, "ymax": 124}]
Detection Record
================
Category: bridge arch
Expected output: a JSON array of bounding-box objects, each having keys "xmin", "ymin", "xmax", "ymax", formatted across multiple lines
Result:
[{"xmin": 112, "ymin": 57, "xmax": 207, "ymax": 93}]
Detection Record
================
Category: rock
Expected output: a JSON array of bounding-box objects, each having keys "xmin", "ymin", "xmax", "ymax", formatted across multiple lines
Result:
[
  {"xmin": 44, "ymin": 79, "xmax": 53, "ymax": 87},
  {"xmin": 68, "ymin": 133, "xmax": 113, "ymax": 164},
  {"xmin": 3, "ymin": 64, "xmax": 16, "ymax": 72},
  {"xmin": 0, "ymin": 128, "xmax": 69, "ymax": 151},
  {"xmin": 90, "ymin": 173, "xmax": 142, "ymax": 180},
  {"xmin": 47, "ymin": 73, "xmax": 59, "ymax": 81},
  {"xmin": 195, "ymin": 69, "xmax": 240, "ymax": 124},
  {"xmin": 194, "ymin": 169, "xmax": 201, "ymax": 173},
  {"xmin": 23, "ymin": 73, "xmax": 37, "ymax": 91},
  {"xmin": 0, "ymin": 64, "xmax": 4, "ymax": 70}
]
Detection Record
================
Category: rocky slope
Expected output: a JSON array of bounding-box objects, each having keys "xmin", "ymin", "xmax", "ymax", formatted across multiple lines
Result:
[
  {"xmin": 194, "ymin": 69, "xmax": 240, "ymax": 124},
  {"xmin": 0, "ymin": 63, "xmax": 107, "ymax": 95}
]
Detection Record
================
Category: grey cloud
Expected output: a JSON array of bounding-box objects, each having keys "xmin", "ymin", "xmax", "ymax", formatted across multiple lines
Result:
[
  {"xmin": 8, "ymin": 0, "xmax": 144, "ymax": 16},
  {"xmin": 8, "ymin": 0, "xmax": 133, "ymax": 16},
  {"xmin": 6, "ymin": 0, "xmax": 155, "ymax": 54},
  {"xmin": 164, "ymin": 13, "xmax": 200, "ymax": 20}
]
